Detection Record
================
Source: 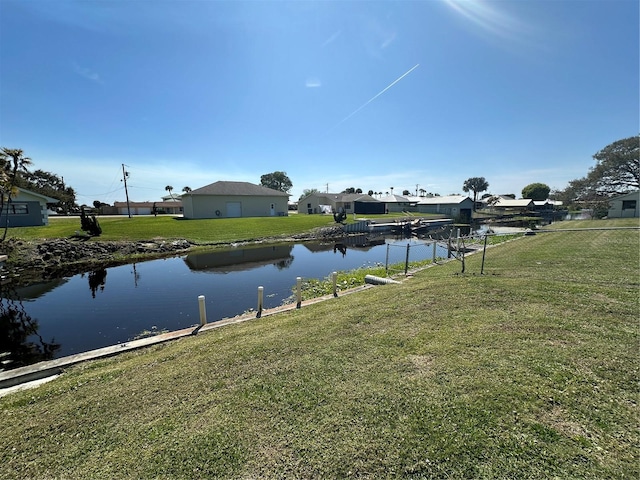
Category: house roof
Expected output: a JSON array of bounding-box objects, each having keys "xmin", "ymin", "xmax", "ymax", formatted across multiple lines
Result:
[
  {"xmin": 533, "ymin": 200, "xmax": 563, "ymax": 206},
  {"xmin": 610, "ymin": 190, "xmax": 640, "ymax": 201},
  {"xmin": 416, "ymin": 195, "xmax": 472, "ymax": 205},
  {"xmin": 379, "ymin": 194, "xmax": 410, "ymax": 203},
  {"xmin": 161, "ymin": 194, "xmax": 182, "ymax": 201},
  {"xmin": 15, "ymin": 187, "xmax": 60, "ymax": 203},
  {"xmin": 494, "ymin": 198, "xmax": 534, "ymax": 208},
  {"xmin": 337, "ymin": 193, "xmax": 380, "ymax": 203},
  {"xmin": 187, "ymin": 181, "xmax": 289, "ymax": 197}
]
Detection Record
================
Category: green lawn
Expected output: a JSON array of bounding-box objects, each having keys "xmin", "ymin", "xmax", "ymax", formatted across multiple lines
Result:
[
  {"xmin": 6, "ymin": 212, "xmax": 441, "ymax": 243},
  {"xmin": 1, "ymin": 219, "xmax": 638, "ymax": 478}
]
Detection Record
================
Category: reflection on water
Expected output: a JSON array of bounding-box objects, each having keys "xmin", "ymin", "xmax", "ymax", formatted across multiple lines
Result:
[
  {"xmin": 185, "ymin": 244, "xmax": 294, "ymax": 272},
  {"xmin": 333, "ymin": 243, "xmax": 347, "ymax": 257},
  {"xmin": 1, "ymin": 236, "xmax": 449, "ymax": 370},
  {"xmin": 0, "ymin": 283, "xmax": 61, "ymax": 372},
  {"xmin": 87, "ymin": 269, "xmax": 107, "ymax": 298}
]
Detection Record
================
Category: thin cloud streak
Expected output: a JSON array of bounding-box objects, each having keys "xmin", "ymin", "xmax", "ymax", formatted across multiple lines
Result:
[
  {"xmin": 328, "ymin": 64, "xmax": 420, "ymax": 133},
  {"xmin": 73, "ymin": 62, "xmax": 103, "ymax": 84},
  {"xmin": 322, "ymin": 30, "xmax": 342, "ymax": 47}
]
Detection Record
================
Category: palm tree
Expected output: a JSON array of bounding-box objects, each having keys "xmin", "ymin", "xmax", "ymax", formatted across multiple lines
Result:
[
  {"xmin": 182, "ymin": 186, "xmax": 191, "ymax": 193},
  {"xmin": 462, "ymin": 177, "xmax": 489, "ymax": 212},
  {"xmin": 1, "ymin": 148, "xmax": 33, "ymax": 241},
  {"xmin": 165, "ymin": 185, "xmax": 174, "ymax": 200}
]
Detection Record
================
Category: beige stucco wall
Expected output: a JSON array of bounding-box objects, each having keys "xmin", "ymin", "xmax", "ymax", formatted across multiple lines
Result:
[
  {"xmin": 298, "ymin": 194, "xmax": 335, "ymax": 214},
  {"xmin": 183, "ymin": 195, "xmax": 288, "ymax": 219}
]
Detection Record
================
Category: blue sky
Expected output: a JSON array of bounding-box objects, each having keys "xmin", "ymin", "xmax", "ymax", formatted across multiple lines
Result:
[{"xmin": 1, "ymin": 0, "xmax": 638, "ymax": 205}]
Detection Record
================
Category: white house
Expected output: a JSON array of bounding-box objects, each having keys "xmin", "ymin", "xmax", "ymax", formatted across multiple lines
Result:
[{"xmin": 113, "ymin": 201, "xmax": 183, "ymax": 216}]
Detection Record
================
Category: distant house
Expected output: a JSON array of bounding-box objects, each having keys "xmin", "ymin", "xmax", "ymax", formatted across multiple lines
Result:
[
  {"xmin": 378, "ymin": 194, "xmax": 413, "ymax": 213},
  {"xmin": 0, "ymin": 187, "xmax": 59, "ymax": 227},
  {"xmin": 532, "ymin": 199, "xmax": 563, "ymax": 212},
  {"xmin": 607, "ymin": 191, "xmax": 639, "ymax": 218},
  {"xmin": 113, "ymin": 201, "xmax": 183, "ymax": 216},
  {"xmin": 182, "ymin": 181, "xmax": 289, "ymax": 219},
  {"xmin": 297, "ymin": 192, "xmax": 384, "ymax": 215},
  {"xmin": 413, "ymin": 195, "xmax": 474, "ymax": 221},
  {"xmin": 161, "ymin": 194, "xmax": 182, "ymax": 202},
  {"xmin": 493, "ymin": 198, "xmax": 535, "ymax": 212}
]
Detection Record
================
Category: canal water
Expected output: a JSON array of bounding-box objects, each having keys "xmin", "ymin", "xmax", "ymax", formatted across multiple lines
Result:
[{"xmin": 1, "ymin": 236, "xmax": 449, "ymax": 369}]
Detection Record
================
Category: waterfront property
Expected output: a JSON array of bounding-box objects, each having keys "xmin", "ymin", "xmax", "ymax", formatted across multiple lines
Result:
[
  {"xmin": 492, "ymin": 197, "xmax": 535, "ymax": 213},
  {"xmin": 297, "ymin": 192, "xmax": 385, "ymax": 215},
  {"xmin": 378, "ymin": 194, "xmax": 413, "ymax": 213},
  {"xmin": 181, "ymin": 181, "xmax": 289, "ymax": 219},
  {"xmin": 414, "ymin": 195, "xmax": 474, "ymax": 221}
]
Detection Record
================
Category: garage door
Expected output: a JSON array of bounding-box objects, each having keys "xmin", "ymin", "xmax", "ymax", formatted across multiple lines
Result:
[{"xmin": 226, "ymin": 202, "xmax": 242, "ymax": 218}]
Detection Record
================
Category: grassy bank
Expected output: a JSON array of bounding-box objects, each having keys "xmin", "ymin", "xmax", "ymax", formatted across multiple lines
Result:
[
  {"xmin": 1, "ymin": 220, "xmax": 638, "ymax": 479},
  {"xmin": 7, "ymin": 215, "xmax": 337, "ymax": 243},
  {"xmin": 7, "ymin": 212, "xmax": 440, "ymax": 244}
]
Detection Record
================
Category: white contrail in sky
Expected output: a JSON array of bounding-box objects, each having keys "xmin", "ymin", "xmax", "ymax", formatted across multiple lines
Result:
[{"xmin": 329, "ymin": 63, "xmax": 420, "ymax": 132}]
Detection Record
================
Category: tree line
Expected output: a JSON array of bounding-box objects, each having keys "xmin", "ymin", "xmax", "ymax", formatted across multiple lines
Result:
[{"xmin": 2, "ymin": 134, "xmax": 636, "ymax": 228}]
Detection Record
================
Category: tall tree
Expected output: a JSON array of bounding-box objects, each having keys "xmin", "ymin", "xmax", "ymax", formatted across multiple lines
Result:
[
  {"xmin": 589, "ymin": 135, "xmax": 639, "ymax": 194},
  {"xmin": 555, "ymin": 135, "xmax": 639, "ymax": 212},
  {"xmin": 522, "ymin": 183, "xmax": 551, "ymax": 201},
  {"xmin": 260, "ymin": 171, "xmax": 292, "ymax": 193},
  {"xmin": 182, "ymin": 186, "xmax": 191, "ymax": 193},
  {"xmin": 462, "ymin": 177, "xmax": 489, "ymax": 211},
  {"xmin": 19, "ymin": 169, "xmax": 76, "ymax": 213},
  {"xmin": 1, "ymin": 148, "xmax": 33, "ymax": 241},
  {"xmin": 300, "ymin": 188, "xmax": 319, "ymax": 200},
  {"xmin": 165, "ymin": 185, "xmax": 174, "ymax": 200}
]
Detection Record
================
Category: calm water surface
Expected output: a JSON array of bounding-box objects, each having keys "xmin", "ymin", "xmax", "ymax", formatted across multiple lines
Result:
[{"xmin": 1, "ymin": 237, "xmax": 448, "ymax": 368}]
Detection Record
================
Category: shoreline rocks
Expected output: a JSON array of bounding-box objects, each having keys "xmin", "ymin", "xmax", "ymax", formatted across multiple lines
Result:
[
  {"xmin": 0, "ymin": 225, "xmax": 348, "ymax": 286},
  {"xmin": 0, "ymin": 238, "xmax": 194, "ymax": 285}
]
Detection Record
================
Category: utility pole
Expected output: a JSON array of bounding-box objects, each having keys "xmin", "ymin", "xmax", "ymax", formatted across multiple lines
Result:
[{"xmin": 122, "ymin": 164, "xmax": 131, "ymax": 218}]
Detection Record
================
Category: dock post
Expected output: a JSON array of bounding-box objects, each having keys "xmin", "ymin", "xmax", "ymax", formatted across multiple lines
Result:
[
  {"xmin": 198, "ymin": 295, "xmax": 207, "ymax": 326},
  {"xmin": 404, "ymin": 243, "xmax": 410, "ymax": 275},
  {"xmin": 432, "ymin": 241, "xmax": 437, "ymax": 263},
  {"xmin": 257, "ymin": 286, "xmax": 264, "ymax": 317},
  {"xmin": 385, "ymin": 244, "xmax": 390, "ymax": 274},
  {"xmin": 480, "ymin": 235, "xmax": 489, "ymax": 275},
  {"xmin": 332, "ymin": 271, "xmax": 338, "ymax": 297},
  {"xmin": 296, "ymin": 277, "xmax": 302, "ymax": 308},
  {"xmin": 456, "ymin": 228, "xmax": 461, "ymax": 253}
]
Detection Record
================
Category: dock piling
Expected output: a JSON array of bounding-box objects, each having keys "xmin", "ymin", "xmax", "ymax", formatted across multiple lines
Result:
[
  {"xmin": 257, "ymin": 286, "xmax": 264, "ymax": 317},
  {"xmin": 198, "ymin": 295, "xmax": 207, "ymax": 326}
]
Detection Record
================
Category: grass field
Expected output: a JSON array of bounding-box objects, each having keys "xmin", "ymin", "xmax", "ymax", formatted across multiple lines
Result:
[
  {"xmin": 6, "ymin": 212, "xmax": 439, "ymax": 244},
  {"xmin": 1, "ymin": 219, "xmax": 638, "ymax": 479}
]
